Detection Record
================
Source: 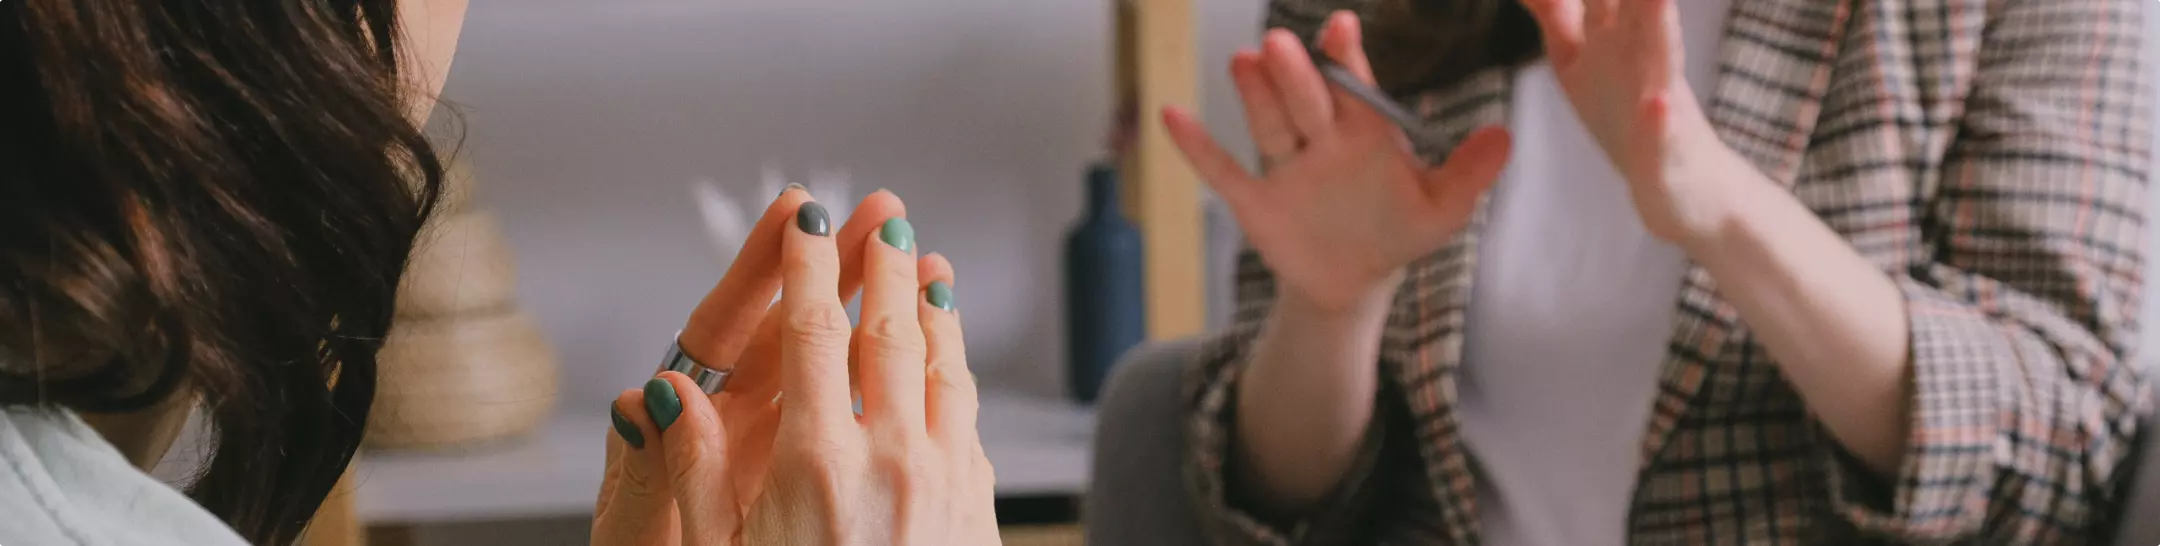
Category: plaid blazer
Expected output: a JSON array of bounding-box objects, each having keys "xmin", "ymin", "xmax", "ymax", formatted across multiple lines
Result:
[{"xmin": 1184, "ymin": 0, "xmax": 2154, "ymax": 544}]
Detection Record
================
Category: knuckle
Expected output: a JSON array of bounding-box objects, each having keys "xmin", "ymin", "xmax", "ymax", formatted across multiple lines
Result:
[
  {"xmin": 785, "ymin": 304, "xmax": 853, "ymax": 350},
  {"xmin": 930, "ymin": 362, "xmax": 975, "ymax": 393},
  {"xmin": 663, "ymin": 447, "xmax": 713, "ymax": 489},
  {"xmin": 859, "ymin": 315, "xmax": 926, "ymax": 362},
  {"xmin": 871, "ymin": 258, "xmax": 914, "ymax": 288},
  {"xmin": 873, "ymin": 444, "xmax": 938, "ymax": 492}
]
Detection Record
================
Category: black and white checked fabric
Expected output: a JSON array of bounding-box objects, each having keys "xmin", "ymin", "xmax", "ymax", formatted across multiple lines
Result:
[{"xmin": 1182, "ymin": 0, "xmax": 2154, "ymax": 543}]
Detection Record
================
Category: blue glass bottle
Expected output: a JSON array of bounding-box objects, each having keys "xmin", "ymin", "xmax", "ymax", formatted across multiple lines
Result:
[{"xmin": 1064, "ymin": 163, "xmax": 1147, "ymax": 404}]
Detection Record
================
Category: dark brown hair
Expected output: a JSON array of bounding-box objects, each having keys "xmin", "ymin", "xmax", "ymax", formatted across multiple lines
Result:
[
  {"xmin": 0, "ymin": 1, "xmax": 443, "ymax": 544},
  {"xmin": 1363, "ymin": 0, "xmax": 1544, "ymax": 94}
]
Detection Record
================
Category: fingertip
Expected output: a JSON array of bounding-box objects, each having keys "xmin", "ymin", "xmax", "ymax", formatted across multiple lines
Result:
[
  {"xmin": 919, "ymin": 253, "xmax": 957, "ymax": 286},
  {"xmin": 612, "ymin": 392, "xmax": 648, "ymax": 450},
  {"xmin": 1325, "ymin": 10, "xmax": 1361, "ymax": 42},
  {"xmin": 858, "ymin": 188, "xmax": 905, "ymax": 213},
  {"xmin": 1161, "ymin": 105, "xmax": 1192, "ymax": 125},
  {"xmin": 644, "ymin": 375, "xmax": 687, "ymax": 433}
]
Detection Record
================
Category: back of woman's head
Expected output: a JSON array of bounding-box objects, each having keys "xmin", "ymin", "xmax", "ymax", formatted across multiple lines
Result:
[
  {"xmin": 1363, "ymin": 0, "xmax": 1544, "ymax": 94},
  {"xmin": 0, "ymin": 1, "xmax": 442, "ymax": 543}
]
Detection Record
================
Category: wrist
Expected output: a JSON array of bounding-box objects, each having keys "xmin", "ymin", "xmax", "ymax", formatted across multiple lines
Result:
[
  {"xmin": 1664, "ymin": 139, "xmax": 1763, "ymax": 255},
  {"xmin": 1276, "ymin": 270, "xmax": 1401, "ymax": 325}
]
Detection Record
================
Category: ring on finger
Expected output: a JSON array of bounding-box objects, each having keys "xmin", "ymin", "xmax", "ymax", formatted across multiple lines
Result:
[{"xmin": 657, "ymin": 332, "xmax": 732, "ymax": 394}]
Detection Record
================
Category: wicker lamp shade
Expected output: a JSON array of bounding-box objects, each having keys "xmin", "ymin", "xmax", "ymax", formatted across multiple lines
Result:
[
  {"xmin": 365, "ymin": 309, "xmax": 558, "ymax": 449},
  {"xmin": 365, "ymin": 163, "xmax": 560, "ymax": 450}
]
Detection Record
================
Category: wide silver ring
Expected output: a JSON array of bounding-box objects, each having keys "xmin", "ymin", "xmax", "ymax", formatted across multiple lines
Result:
[{"xmin": 657, "ymin": 334, "xmax": 731, "ymax": 394}]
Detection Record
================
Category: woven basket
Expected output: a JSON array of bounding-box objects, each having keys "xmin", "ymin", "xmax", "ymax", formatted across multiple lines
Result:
[
  {"xmin": 365, "ymin": 308, "xmax": 559, "ymax": 450},
  {"xmin": 395, "ymin": 210, "xmax": 519, "ymax": 318}
]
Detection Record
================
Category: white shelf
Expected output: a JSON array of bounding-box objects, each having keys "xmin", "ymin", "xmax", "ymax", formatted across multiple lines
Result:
[{"xmin": 352, "ymin": 391, "xmax": 1095, "ymax": 524}]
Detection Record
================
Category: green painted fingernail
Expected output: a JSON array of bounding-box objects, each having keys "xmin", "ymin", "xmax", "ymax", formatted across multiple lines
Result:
[
  {"xmin": 644, "ymin": 378, "xmax": 682, "ymax": 432},
  {"xmin": 879, "ymin": 217, "xmax": 914, "ymax": 252},
  {"xmin": 927, "ymin": 281, "xmax": 955, "ymax": 311},
  {"xmin": 610, "ymin": 403, "xmax": 645, "ymax": 449}
]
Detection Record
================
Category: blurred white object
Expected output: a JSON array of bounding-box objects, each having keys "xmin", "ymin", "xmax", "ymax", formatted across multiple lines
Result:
[{"xmin": 694, "ymin": 163, "xmax": 855, "ymax": 269}]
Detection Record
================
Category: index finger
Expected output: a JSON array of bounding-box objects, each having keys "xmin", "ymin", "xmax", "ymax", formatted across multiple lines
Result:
[{"xmin": 680, "ymin": 188, "xmax": 813, "ymax": 367}]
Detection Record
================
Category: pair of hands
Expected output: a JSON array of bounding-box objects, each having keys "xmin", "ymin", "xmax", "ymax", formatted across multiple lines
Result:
[
  {"xmin": 1165, "ymin": 0, "xmax": 1734, "ymax": 312},
  {"xmin": 593, "ymin": 189, "xmax": 998, "ymax": 545}
]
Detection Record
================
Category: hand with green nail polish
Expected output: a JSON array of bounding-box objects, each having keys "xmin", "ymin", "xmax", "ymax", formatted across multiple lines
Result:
[{"xmin": 593, "ymin": 188, "xmax": 995, "ymax": 546}]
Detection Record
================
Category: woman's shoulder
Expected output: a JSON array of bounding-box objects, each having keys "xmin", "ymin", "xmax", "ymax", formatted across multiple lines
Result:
[{"xmin": 0, "ymin": 407, "xmax": 248, "ymax": 546}]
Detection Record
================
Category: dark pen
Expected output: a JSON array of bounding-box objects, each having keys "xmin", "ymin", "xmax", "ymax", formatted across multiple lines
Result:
[{"xmin": 1308, "ymin": 48, "xmax": 1429, "ymax": 140}]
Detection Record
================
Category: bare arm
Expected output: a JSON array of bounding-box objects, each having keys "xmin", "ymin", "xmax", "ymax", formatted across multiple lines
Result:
[{"xmin": 1230, "ymin": 278, "xmax": 1395, "ymax": 514}]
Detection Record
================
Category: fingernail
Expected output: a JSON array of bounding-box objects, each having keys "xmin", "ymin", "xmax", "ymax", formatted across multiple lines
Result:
[
  {"xmin": 796, "ymin": 201, "xmax": 831, "ymax": 237},
  {"xmin": 926, "ymin": 281, "xmax": 955, "ymax": 311},
  {"xmin": 781, "ymin": 182, "xmax": 805, "ymax": 197},
  {"xmin": 610, "ymin": 403, "xmax": 645, "ymax": 449},
  {"xmin": 644, "ymin": 378, "xmax": 683, "ymax": 432},
  {"xmin": 879, "ymin": 217, "xmax": 914, "ymax": 252}
]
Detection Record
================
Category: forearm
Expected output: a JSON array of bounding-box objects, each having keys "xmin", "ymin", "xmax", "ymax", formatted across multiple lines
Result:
[
  {"xmin": 1231, "ymin": 278, "xmax": 1395, "ymax": 514},
  {"xmin": 1680, "ymin": 148, "xmax": 1913, "ymax": 475}
]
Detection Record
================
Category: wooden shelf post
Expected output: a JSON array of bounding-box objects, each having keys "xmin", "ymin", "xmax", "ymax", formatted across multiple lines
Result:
[{"xmin": 1114, "ymin": 0, "xmax": 1205, "ymax": 341}]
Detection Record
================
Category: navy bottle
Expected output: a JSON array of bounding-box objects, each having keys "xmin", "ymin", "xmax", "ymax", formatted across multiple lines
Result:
[{"xmin": 1065, "ymin": 163, "xmax": 1147, "ymax": 404}]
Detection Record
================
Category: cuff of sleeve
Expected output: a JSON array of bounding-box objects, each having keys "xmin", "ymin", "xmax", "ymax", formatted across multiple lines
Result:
[
  {"xmin": 1820, "ymin": 277, "xmax": 2014, "ymax": 540},
  {"xmin": 1184, "ymin": 335, "xmax": 1389, "ymax": 546}
]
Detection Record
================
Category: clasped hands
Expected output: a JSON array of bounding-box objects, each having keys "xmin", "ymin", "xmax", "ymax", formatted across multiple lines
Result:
[{"xmin": 594, "ymin": 189, "xmax": 999, "ymax": 545}]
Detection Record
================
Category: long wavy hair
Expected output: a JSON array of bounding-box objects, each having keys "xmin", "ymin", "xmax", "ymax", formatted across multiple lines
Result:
[
  {"xmin": 1364, "ymin": 0, "xmax": 1544, "ymax": 94},
  {"xmin": 0, "ymin": 1, "xmax": 443, "ymax": 543}
]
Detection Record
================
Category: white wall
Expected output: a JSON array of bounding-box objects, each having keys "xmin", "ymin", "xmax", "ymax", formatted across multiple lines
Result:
[{"xmin": 445, "ymin": 0, "xmax": 1267, "ymax": 406}]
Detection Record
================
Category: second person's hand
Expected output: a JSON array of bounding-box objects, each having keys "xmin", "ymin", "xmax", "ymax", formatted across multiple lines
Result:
[{"xmin": 1161, "ymin": 11, "xmax": 1513, "ymax": 314}]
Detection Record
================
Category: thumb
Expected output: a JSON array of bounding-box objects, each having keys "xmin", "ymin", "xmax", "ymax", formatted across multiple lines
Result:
[
  {"xmin": 647, "ymin": 372, "xmax": 744, "ymax": 543},
  {"xmin": 593, "ymin": 391, "xmax": 681, "ymax": 546},
  {"xmin": 1420, "ymin": 126, "xmax": 1513, "ymax": 208}
]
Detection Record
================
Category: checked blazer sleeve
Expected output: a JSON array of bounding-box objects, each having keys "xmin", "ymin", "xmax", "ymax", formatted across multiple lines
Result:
[{"xmin": 1818, "ymin": 0, "xmax": 2153, "ymax": 542}]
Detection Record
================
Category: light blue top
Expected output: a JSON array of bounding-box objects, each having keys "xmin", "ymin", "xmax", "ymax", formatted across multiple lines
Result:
[{"xmin": 0, "ymin": 407, "xmax": 247, "ymax": 546}]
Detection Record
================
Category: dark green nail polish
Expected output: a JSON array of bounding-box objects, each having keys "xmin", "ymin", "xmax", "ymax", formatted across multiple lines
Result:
[
  {"xmin": 797, "ymin": 202, "xmax": 831, "ymax": 237},
  {"xmin": 880, "ymin": 218, "xmax": 914, "ymax": 252},
  {"xmin": 610, "ymin": 403, "xmax": 645, "ymax": 449},
  {"xmin": 644, "ymin": 378, "xmax": 682, "ymax": 432},
  {"xmin": 927, "ymin": 281, "xmax": 955, "ymax": 311}
]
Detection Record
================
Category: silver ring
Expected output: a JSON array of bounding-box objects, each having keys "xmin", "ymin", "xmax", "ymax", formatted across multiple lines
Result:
[{"xmin": 657, "ymin": 334, "xmax": 732, "ymax": 394}]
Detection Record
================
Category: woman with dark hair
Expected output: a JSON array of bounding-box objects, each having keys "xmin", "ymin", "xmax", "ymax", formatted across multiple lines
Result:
[
  {"xmin": 1166, "ymin": 0, "xmax": 2149, "ymax": 543},
  {"xmin": 0, "ymin": 1, "xmax": 996, "ymax": 544}
]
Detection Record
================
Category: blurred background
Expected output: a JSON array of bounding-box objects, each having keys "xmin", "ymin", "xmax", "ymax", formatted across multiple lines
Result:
[{"xmin": 255, "ymin": 2, "xmax": 2160, "ymax": 545}]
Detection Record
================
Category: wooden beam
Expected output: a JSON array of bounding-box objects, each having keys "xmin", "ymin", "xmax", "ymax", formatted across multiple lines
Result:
[{"xmin": 1115, "ymin": 0, "xmax": 1205, "ymax": 340}]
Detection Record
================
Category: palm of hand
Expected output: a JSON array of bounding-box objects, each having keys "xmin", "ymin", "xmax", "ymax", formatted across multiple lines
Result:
[
  {"xmin": 1162, "ymin": 16, "xmax": 1513, "ymax": 313},
  {"xmin": 1242, "ymin": 128, "xmax": 1491, "ymax": 311}
]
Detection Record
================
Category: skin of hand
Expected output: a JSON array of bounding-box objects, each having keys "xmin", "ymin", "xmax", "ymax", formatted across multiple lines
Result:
[
  {"xmin": 1516, "ymin": 0, "xmax": 1734, "ymax": 245},
  {"xmin": 1156, "ymin": 12, "xmax": 1516, "ymax": 512},
  {"xmin": 594, "ymin": 189, "xmax": 999, "ymax": 545},
  {"xmin": 1161, "ymin": 13, "xmax": 1513, "ymax": 315},
  {"xmin": 1519, "ymin": 0, "xmax": 1916, "ymax": 473}
]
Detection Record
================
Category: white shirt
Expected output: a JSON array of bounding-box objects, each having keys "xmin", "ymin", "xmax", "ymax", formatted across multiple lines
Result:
[
  {"xmin": 1456, "ymin": 2, "xmax": 1734, "ymax": 544},
  {"xmin": 0, "ymin": 407, "xmax": 249, "ymax": 545}
]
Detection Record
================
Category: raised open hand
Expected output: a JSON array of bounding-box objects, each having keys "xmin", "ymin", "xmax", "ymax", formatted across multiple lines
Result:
[
  {"xmin": 1163, "ymin": 11, "xmax": 1512, "ymax": 312},
  {"xmin": 1521, "ymin": 0, "xmax": 1733, "ymax": 243}
]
